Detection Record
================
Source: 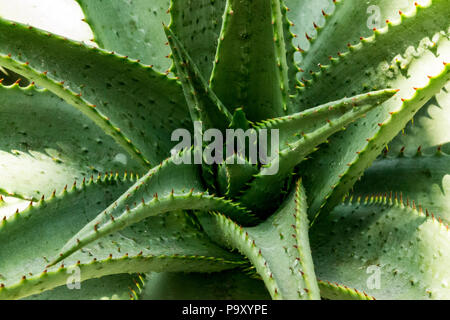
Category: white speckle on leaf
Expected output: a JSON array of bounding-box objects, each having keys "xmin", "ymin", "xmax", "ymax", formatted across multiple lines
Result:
[{"xmin": 113, "ymin": 153, "xmax": 127, "ymax": 165}]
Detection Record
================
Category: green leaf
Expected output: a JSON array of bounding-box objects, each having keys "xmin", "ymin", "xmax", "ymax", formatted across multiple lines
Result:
[
  {"xmin": 291, "ymin": 0, "xmax": 419, "ymax": 84},
  {"xmin": 0, "ymin": 17, "xmax": 191, "ymax": 165},
  {"xmin": 169, "ymin": 0, "xmax": 227, "ymax": 80},
  {"xmin": 310, "ymin": 194, "xmax": 450, "ymax": 299},
  {"xmin": 278, "ymin": 0, "xmax": 303, "ymax": 101},
  {"xmin": 217, "ymin": 154, "xmax": 258, "ymax": 198},
  {"xmin": 24, "ymin": 273, "xmax": 143, "ymax": 300},
  {"xmin": 76, "ymin": 0, "xmax": 172, "ymax": 72},
  {"xmin": 388, "ymin": 83, "xmax": 450, "ymax": 155},
  {"xmin": 199, "ymin": 179, "xmax": 320, "ymax": 300},
  {"xmin": 0, "ymin": 177, "xmax": 244, "ymax": 299},
  {"xmin": 0, "ymin": 196, "xmax": 30, "ymax": 220},
  {"xmin": 0, "ymin": 83, "xmax": 145, "ymax": 200},
  {"xmin": 283, "ymin": 0, "xmax": 332, "ymax": 99},
  {"xmin": 242, "ymin": 267, "xmax": 376, "ymax": 300},
  {"xmin": 51, "ymin": 151, "xmax": 255, "ymax": 267},
  {"xmin": 0, "ymin": 67, "xmax": 28, "ymax": 86},
  {"xmin": 229, "ymin": 107, "xmax": 252, "ymax": 130},
  {"xmin": 284, "ymin": 0, "xmax": 332, "ymax": 57},
  {"xmin": 209, "ymin": 0, "xmax": 294, "ymax": 121},
  {"xmin": 318, "ymin": 280, "xmax": 375, "ymax": 300},
  {"xmin": 139, "ymin": 271, "xmax": 270, "ymax": 300},
  {"xmin": 257, "ymin": 89, "xmax": 398, "ymax": 148},
  {"xmin": 299, "ymin": 1, "xmax": 449, "ymax": 106},
  {"xmin": 164, "ymin": 27, "xmax": 232, "ymax": 131},
  {"xmin": 297, "ymin": 1, "xmax": 450, "ymax": 221},
  {"xmin": 304, "ymin": 60, "xmax": 450, "ymax": 224},
  {"xmin": 239, "ymin": 89, "xmax": 396, "ymax": 214},
  {"xmin": 353, "ymin": 152, "xmax": 450, "ymax": 223}
]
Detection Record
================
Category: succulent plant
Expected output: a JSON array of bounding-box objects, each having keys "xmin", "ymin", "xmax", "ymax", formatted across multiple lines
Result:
[{"xmin": 0, "ymin": 0, "xmax": 448, "ymax": 300}]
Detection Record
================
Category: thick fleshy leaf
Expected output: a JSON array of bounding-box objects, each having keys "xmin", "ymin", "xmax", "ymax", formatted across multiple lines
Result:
[
  {"xmin": 0, "ymin": 67, "xmax": 28, "ymax": 86},
  {"xmin": 284, "ymin": 0, "xmax": 332, "ymax": 56},
  {"xmin": 256, "ymin": 89, "xmax": 398, "ymax": 148},
  {"xmin": 318, "ymin": 280, "xmax": 375, "ymax": 300},
  {"xmin": 0, "ymin": 17, "xmax": 191, "ymax": 165},
  {"xmin": 169, "ymin": 0, "xmax": 227, "ymax": 80},
  {"xmin": 239, "ymin": 89, "xmax": 396, "ymax": 214},
  {"xmin": 298, "ymin": 1, "xmax": 449, "ymax": 106},
  {"xmin": 51, "ymin": 151, "xmax": 255, "ymax": 266},
  {"xmin": 311, "ymin": 194, "xmax": 450, "ymax": 299},
  {"xmin": 24, "ymin": 273, "xmax": 143, "ymax": 300},
  {"xmin": 76, "ymin": 0, "xmax": 172, "ymax": 72},
  {"xmin": 209, "ymin": 0, "xmax": 293, "ymax": 120},
  {"xmin": 353, "ymin": 152, "xmax": 450, "ymax": 223},
  {"xmin": 139, "ymin": 271, "xmax": 270, "ymax": 300},
  {"xmin": 283, "ymin": 0, "xmax": 332, "ymax": 100},
  {"xmin": 0, "ymin": 83, "xmax": 145, "ymax": 200},
  {"xmin": 0, "ymin": 177, "xmax": 244, "ymax": 300},
  {"xmin": 388, "ymin": 83, "xmax": 450, "ymax": 155},
  {"xmin": 298, "ymin": 1, "xmax": 450, "ymax": 221},
  {"xmin": 200, "ymin": 180, "xmax": 320, "ymax": 300},
  {"xmin": 164, "ymin": 27, "xmax": 232, "ymax": 131},
  {"xmin": 242, "ymin": 268, "xmax": 376, "ymax": 300},
  {"xmin": 288, "ymin": 0, "xmax": 418, "ymax": 83},
  {"xmin": 217, "ymin": 154, "xmax": 258, "ymax": 198},
  {"xmin": 0, "ymin": 196, "xmax": 30, "ymax": 220}
]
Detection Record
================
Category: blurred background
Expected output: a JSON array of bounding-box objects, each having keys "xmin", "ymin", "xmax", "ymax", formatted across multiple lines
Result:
[
  {"xmin": 0, "ymin": 0, "xmax": 93, "ymax": 85},
  {"xmin": 0, "ymin": 0, "xmax": 92, "ymax": 41}
]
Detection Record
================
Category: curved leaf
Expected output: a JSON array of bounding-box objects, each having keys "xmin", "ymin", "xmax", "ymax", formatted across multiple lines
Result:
[
  {"xmin": 209, "ymin": 0, "xmax": 294, "ymax": 121},
  {"xmin": 0, "ymin": 17, "xmax": 191, "ymax": 165},
  {"xmin": 24, "ymin": 273, "xmax": 143, "ymax": 300},
  {"xmin": 164, "ymin": 27, "xmax": 232, "ymax": 131},
  {"xmin": 311, "ymin": 194, "xmax": 450, "ymax": 299},
  {"xmin": 0, "ymin": 177, "xmax": 243, "ymax": 300},
  {"xmin": 51, "ymin": 152, "xmax": 255, "ymax": 266},
  {"xmin": 76, "ymin": 0, "xmax": 172, "ymax": 72},
  {"xmin": 301, "ymin": 20, "xmax": 450, "ymax": 222},
  {"xmin": 169, "ymin": 0, "xmax": 227, "ymax": 80},
  {"xmin": 240, "ymin": 89, "xmax": 396, "ymax": 214},
  {"xmin": 199, "ymin": 179, "xmax": 320, "ymax": 300},
  {"xmin": 353, "ymin": 152, "xmax": 450, "ymax": 223},
  {"xmin": 289, "ymin": 0, "xmax": 418, "ymax": 83},
  {"xmin": 388, "ymin": 83, "xmax": 450, "ymax": 155},
  {"xmin": 139, "ymin": 271, "xmax": 270, "ymax": 300},
  {"xmin": 0, "ymin": 83, "xmax": 145, "ymax": 200},
  {"xmin": 318, "ymin": 280, "xmax": 375, "ymax": 300},
  {"xmin": 217, "ymin": 154, "xmax": 258, "ymax": 198}
]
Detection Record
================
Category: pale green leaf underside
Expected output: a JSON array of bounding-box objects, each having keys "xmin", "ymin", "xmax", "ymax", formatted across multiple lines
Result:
[
  {"xmin": 388, "ymin": 83, "xmax": 450, "ymax": 155},
  {"xmin": 354, "ymin": 153, "xmax": 450, "ymax": 223},
  {"xmin": 311, "ymin": 196, "xmax": 450, "ymax": 299}
]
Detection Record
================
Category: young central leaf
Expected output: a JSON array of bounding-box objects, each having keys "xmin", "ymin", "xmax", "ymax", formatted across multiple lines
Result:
[{"xmin": 210, "ymin": 0, "xmax": 291, "ymax": 121}]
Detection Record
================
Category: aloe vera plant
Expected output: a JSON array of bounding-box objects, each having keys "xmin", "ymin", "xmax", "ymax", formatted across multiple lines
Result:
[{"xmin": 0, "ymin": 0, "xmax": 448, "ymax": 300}]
